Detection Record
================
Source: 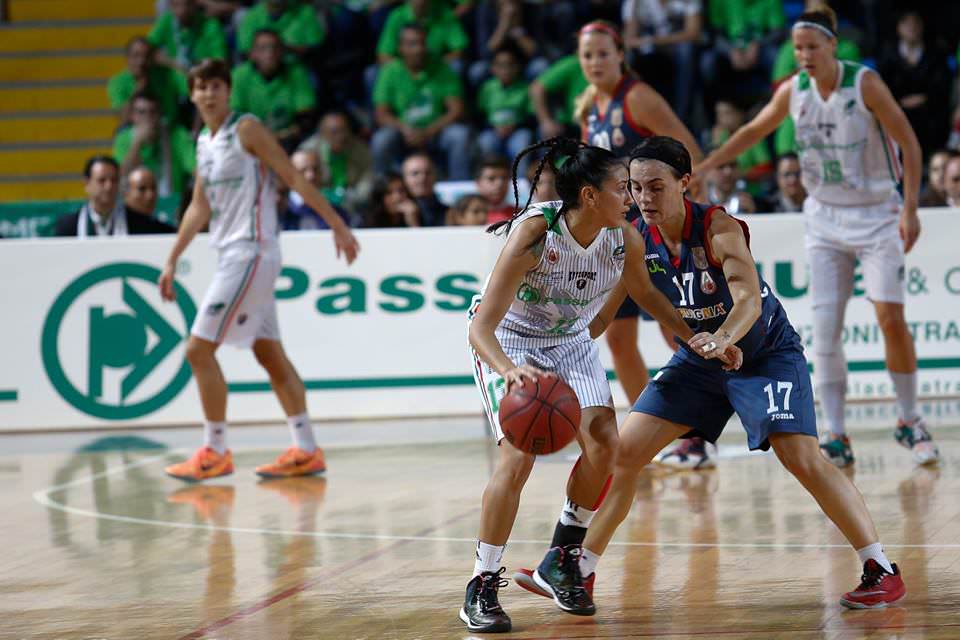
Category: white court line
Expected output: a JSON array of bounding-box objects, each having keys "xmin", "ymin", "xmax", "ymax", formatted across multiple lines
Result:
[{"xmin": 32, "ymin": 452, "xmax": 960, "ymax": 550}]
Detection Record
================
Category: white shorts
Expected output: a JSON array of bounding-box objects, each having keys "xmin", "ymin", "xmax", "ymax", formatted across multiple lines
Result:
[
  {"xmin": 192, "ymin": 245, "xmax": 282, "ymax": 348},
  {"xmin": 470, "ymin": 332, "xmax": 614, "ymax": 443},
  {"xmin": 803, "ymin": 196, "xmax": 905, "ymax": 306}
]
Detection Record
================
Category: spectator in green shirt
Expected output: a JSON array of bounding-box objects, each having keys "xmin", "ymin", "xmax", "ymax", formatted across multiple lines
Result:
[
  {"xmin": 112, "ymin": 92, "xmax": 196, "ymax": 204},
  {"xmin": 372, "ymin": 24, "xmax": 471, "ymax": 180},
  {"xmin": 376, "ymin": 0, "xmax": 469, "ymax": 65},
  {"xmin": 107, "ymin": 36, "xmax": 188, "ymax": 125},
  {"xmin": 476, "ymin": 44, "xmax": 534, "ymax": 173},
  {"xmin": 528, "ymin": 54, "xmax": 588, "ymax": 139},
  {"xmin": 298, "ymin": 111, "xmax": 374, "ymax": 216},
  {"xmin": 230, "ymin": 29, "xmax": 317, "ymax": 150},
  {"xmin": 237, "ymin": 0, "xmax": 326, "ymax": 56},
  {"xmin": 706, "ymin": 98, "xmax": 772, "ymax": 191},
  {"xmin": 148, "ymin": 0, "xmax": 228, "ymax": 72}
]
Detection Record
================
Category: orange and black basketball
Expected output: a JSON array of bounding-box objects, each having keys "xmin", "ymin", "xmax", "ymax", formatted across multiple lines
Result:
[{"xmin": 499, "ymin": 375, "xmax": 580, "ymax": 455}]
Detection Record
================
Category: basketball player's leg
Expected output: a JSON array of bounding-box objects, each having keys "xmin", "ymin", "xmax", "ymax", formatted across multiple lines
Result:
[
  {"xmin": 861, "ymin": 230, "xmax": 938, "ymax": 464},
  {"xmin": 807, "ymin": 221, "xmax": 856, "ymax": 466},
  {"xmin": 604, "ymin": 301, "xmax": 648, "ymax": 404},
  {"xmin": 251, "ymin": 304, "xmax": 326, "ymax": 477}
]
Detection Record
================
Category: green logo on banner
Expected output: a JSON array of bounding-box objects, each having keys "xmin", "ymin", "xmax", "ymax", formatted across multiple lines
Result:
[{"xmin": 42, "ymin": 263, "xmax": 197, "ymax": 420}]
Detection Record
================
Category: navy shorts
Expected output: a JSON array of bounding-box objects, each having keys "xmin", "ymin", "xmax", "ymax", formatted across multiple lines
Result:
[
  {"xmin": 614, "ymin": 294, "xmax": 653, "ymax": 321},
  {"xmin": 632, "ymin": 347, "xmax": 817, "ymax": 451}
]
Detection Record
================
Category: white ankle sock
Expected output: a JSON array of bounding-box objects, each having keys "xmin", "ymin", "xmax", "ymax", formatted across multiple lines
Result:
[
  {"xmin": 856, "ymin": 542, "xmax": 894, "ymax": 574},
  {"xmin": 889, "ymin": 371, "xmax": 919, "ymax": 423},
  {"xmin": 559, "ymin": 497, "xmax": 597, "ymax": 528},
  {"xmin": 580, "ymin": 547, "xmax": 601, "ymax": 577},
  {"xmin": 473, "ymin": 541, "xmax": 504, "ymax": 577},
  {"xmin": 203, "ymin": 421, "xmax": 228, "ymax": 454},
  {"xmin": 287, "ymin": 412, "xmax": 317, "ymax": 451},
  {"xmin": 818, "ymin": 381, "xmax": 847, "ymax": 436}
]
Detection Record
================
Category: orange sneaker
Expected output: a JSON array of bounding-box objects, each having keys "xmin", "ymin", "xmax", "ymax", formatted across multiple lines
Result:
[
  {"xmin": 165, "ymin": 446, "xmax": 234, "ymax": 482},
  {"xmin": 255, "ymin": 446, "xmax": 326, "ymax": 478},
  {"xmin": 167, "ymin": 485, "xmax": 235, "ymax": 521}
]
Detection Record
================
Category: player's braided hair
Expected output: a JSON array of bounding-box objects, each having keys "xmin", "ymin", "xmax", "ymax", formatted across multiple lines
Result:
[{"xmin": 487, "ymin": 137, "xmax": 620, "ymax": 236}]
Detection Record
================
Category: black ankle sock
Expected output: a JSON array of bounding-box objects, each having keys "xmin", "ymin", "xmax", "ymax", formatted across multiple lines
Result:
[{"xmin": 551, "ymin": 521, "xmax": 587, "ymax": 548}]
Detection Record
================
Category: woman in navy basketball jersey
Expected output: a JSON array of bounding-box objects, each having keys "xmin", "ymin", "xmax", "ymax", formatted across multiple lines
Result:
[
  {"xmin": 575, "ymin": 21, "xmax": 714, "ymax": 469},
  {"xmin": 577, "ymin": 136, "xmax": 906, "ymax": 610}
]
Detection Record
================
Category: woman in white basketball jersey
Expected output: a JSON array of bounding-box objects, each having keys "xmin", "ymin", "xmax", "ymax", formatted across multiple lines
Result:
[
  {"xmin": 159, "ymin": 59, "xmax": 360, "ymax": 482},
  {"xmin": 697, "ymin": 6, "xmax": 938, "ymax": 468},
  {"xmin": 460, "ymin": 137, "xmax": 737, "ymax": 633}
]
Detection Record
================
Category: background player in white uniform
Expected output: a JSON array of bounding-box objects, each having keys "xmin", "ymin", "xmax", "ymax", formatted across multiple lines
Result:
[
  {"xmin": 696, "ymin": 6, "xmax": 938, "ymax": 468},
  {"xmin": 461, "ymin": 137, "xmax": 703, "ymax": 633},
  {"xmin": 159, "ymin": 59, "xmax": 360, "ymax": 482}
]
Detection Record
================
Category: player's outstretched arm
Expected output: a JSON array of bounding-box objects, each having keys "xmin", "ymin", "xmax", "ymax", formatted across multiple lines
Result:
[
  {"xmin": 696, "ymin": 82, "xmax": 791, "ymax": 175},
  {"xmin": 159, "ymin": 171, "xmax": 211, "ymax": 302},
  {"xmin": 620, "ymin": 222, "xmax": 693, "ymax": 343},
  {"xmin": 861, "ymin": 70, "xmax": 922, "ymax": 252},
  {"xmin": 469, "ymin": 218, "xmax": 546, "ymax": 389},
  {"xmin": 238, "ymin": 117, "xmax": 360, "ymax": 264},
  {"xmin": 688, "ymin": 212, "xmax": 761, "ymax": 360}
]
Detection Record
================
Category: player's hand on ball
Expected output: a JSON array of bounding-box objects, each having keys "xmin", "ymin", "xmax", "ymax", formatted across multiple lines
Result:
[
  {"xmin": 334, "ymin": 226, "xmax": 360, "ymax": 265},
  {"xmin": 158, "ymin": 264, "xmax": 176, "ymax": 302},
  {"xmin": 503, "ymin": 365, "xmax": 548, "ymax": 392}
]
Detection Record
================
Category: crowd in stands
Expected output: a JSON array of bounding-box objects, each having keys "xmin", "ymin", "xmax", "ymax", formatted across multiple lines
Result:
[{"xmin": 44, "ymin": 0, "xmax": 960, "ymax": 236}]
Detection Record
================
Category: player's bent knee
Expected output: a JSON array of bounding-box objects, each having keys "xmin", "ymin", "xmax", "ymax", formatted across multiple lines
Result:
[
  {"xmin": 874, "ymin": 305, "xmax": 907, "ymax": 336},
  {"xmin": 185, "ymin": 337, "xmax": 216, "ymax": 366}
]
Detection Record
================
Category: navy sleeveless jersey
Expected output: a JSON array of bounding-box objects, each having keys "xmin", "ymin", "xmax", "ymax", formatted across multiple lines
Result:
[
  {"xmin": 583, "ymin": 77, "xmax": 653, "ymax": 158},
  {"xmin": 635, "ymin": 200, "xmax": 801, "ymax": 367}
]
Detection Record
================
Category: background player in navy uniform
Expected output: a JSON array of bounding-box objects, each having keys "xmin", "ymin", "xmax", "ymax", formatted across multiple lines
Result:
[
  {"xmin": 575, "ymin": 21, "xmax": 714, "ymax": 470},
  {"xmin": 579, "ymin": 137, "xmax": 906, "ymax": 610}
]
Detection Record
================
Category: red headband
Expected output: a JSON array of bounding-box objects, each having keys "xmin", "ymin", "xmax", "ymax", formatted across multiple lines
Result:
[{"xmin": 578, "ymin": 22, "xmax": 622, "ymax": 46}]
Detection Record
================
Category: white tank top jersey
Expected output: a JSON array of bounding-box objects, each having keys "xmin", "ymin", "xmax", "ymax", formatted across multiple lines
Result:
[
  {"xmin": 790, "ymin": 60, "xmax": 902, "ymax": 207},
  {"xmin": 196, "ymin": 112, "xmax": 279, "ymax": 250},
  {"xmin": 492, "ymin": 201, "xmax": 626, "ymax": 346}
]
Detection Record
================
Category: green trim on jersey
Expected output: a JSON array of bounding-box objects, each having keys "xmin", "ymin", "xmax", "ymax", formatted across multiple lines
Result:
[
  {"xmin": 797, "ymin": 71, "xmax": 810, "ymax": 91},
  {"xmin": 875, "ymin": 117, "xmax": 899, "ymax": 184},
  {"xmin": 541, "ymin": 206, "xmax": 561, "ymax": 233},
  {"xmin": 840, "ymin": 61, "xmax": 860, "ymax": 88}
]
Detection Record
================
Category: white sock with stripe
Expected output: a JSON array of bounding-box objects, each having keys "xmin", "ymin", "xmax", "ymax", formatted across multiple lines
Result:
[
  {"xmin": 473, "ymin": 541, "xmax": 505, "ymax": 577},
  {"xmin": 204, "ymin": 421, "xmax": 228, "ymax": 454},
  {"xmin": 580, "ymin": 547, "xmax": 601, "ymax": 577},
  {"xmin": 287, "ymin": 412, "xmax": 317, "ymax": 452},
  {"xmin": 856, "ymin": 542, "xmax": 894, "ymax": 574}
]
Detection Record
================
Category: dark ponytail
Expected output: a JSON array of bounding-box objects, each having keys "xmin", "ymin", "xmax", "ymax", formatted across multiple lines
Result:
[{"xmin": 487, "ymin": 137, "xmax": 620, "ymax": 236}]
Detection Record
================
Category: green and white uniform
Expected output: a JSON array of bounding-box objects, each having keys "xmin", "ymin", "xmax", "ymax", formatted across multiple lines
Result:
[
  {"xmin": 469, "ymin": 201, "xmax": 625, "ymax": 441},
  {"xmin": 192, "ymin": 112, "xmax": 282, "ymax": 347},
  {"xmin": 791, "ymin": 61, "xmax": 906, "ymax": 306}
]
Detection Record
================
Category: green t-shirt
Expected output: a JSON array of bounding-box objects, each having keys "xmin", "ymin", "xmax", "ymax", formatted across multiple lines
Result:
[
  {"xmin": 536, "ymin": 55, "xmax": 588, "ymax": 125},
  {"xmin": 478, "ymin": 77, "xmax": 531, "ymax": 127},
  {"xmin": 237, "ymin": 2, "xmax": 325, "ymax": 54},
  {"xmin": 376, "ymin": 1, "xmax": 468, "ymax": 59},
  {"xmin": 373, "ymin": 58, "xmax": 463, "ymax": 128},
  {"xmin": 771, "ymin": 42, "xmax": 861, "ymax": 155},
  {"xmin": 709, "ymin": 0, "xmax": 784, "ymax": 44},
  {"xmin": 112, "ymin": 125, "xmax": 196, "ymax": 197},
  {"xmin": 107, "ymin": 66, "xmax": 187, "ymax": 124},
  {"xmin": 148, "ymin": 11, "xmax": 227, "ymax": 68},
  {"xmin": 230, "ymin": 61, "xmax": 317, "ymax": 132}
]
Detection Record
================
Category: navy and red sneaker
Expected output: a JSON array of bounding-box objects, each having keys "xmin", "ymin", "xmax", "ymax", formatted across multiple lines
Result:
[
  {"xmin": 514, "ymin": 567, "xmax": 595, "ymax": 599},
  {"xmin": 460, "ymin": 567, "xmax": 511, "ymax": 633},
  {"xmin": 529, "ymin": 545, "xmax": 595, "ymax": 615},
  {"xmin": 840, "ymin": 560, "xmax": 906, "ymax": 609}
]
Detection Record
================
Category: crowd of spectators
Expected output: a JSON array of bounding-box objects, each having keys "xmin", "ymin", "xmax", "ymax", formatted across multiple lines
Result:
[{"xmin": 43, "ymin": 0, "xmax": 960, "ymax": 237}]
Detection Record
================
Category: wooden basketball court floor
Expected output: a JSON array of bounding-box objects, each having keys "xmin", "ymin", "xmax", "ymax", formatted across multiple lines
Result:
[{"xmin": 4, "ymin": 401, "xmax": 960, "ymax": 640}]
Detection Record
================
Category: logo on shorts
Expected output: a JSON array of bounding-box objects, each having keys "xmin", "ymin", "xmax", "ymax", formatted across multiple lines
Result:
[
  {"xmin": 700, "ymin": 271, "xmax": 717, "ymax": 295},
  {"xmin": 691, "ymin": 246, "xmax": 709, "ymax": 270},
  {"xmin": 41, "ymin": 263, "xmax": 197, "ymax": 420},
  {"xmin": 568, "ymin": 271, "xmax": 596, "ymax": 290},
  {"xmin": 238, "ymin": 313, "xmax": 248, "ymax": 325},
  {"xmin": 206, "ymin": 302, "xmax": 226, "ymax": 316}
]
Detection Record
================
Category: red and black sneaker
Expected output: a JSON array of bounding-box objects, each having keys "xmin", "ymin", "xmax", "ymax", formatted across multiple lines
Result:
[
  {"xmin": 840, "ymin": 560, "xmax": 906, "ymax": 609},
  {"xmin": 514, "ymin": 568, "xmax": 595, "ymax": 599}
]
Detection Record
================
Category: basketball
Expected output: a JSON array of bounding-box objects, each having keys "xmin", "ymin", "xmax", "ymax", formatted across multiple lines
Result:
[{"xmin": 498, "ymin": 374, "xmax": 581, "ymax": 455}]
